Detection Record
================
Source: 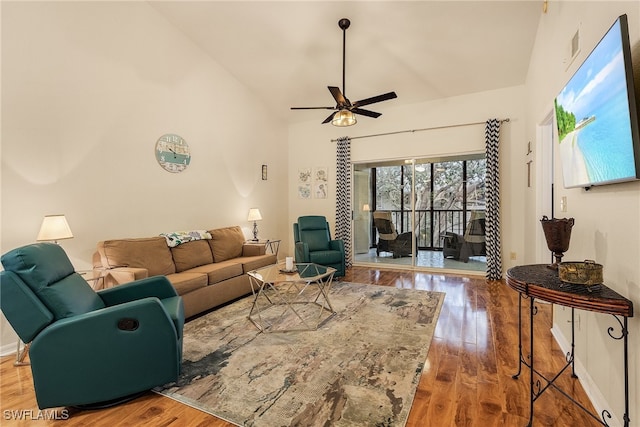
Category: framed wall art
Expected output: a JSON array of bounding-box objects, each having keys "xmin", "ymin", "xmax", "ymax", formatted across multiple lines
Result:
[
  {"xmin": 314, "ymin": 183, "xmax": 328, "ymax": 199},
  {"xmin": 298, "ymin": 168, "xmax": 311, "ymax": 184},
  {"xmin": 298, "ymin": 184, "xmax": 311, "ymax": 199},
  {"xmin": 314, "ymin": 167, "xmax": 328, "ymax": 182}
]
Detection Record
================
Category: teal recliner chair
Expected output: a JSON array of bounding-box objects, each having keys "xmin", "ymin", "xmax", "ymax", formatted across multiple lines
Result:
[
  {"xmin": 293, "ymin": 216, "xmax": 345, "ymax": 277},
  {"xmin": 0, "ymin": 243, "xmax": 184, "ymax": 409}
]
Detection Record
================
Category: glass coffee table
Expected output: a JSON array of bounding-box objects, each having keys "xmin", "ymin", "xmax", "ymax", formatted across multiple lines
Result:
[{"xmin": 247, "ymin": 262, "xmax": 337, "ymax": 333}]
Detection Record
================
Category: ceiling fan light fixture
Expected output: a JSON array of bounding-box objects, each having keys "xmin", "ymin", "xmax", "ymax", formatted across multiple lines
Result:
[{"xmin": 332, "ymin": 110, "xmax": 357, "ymax": 127}]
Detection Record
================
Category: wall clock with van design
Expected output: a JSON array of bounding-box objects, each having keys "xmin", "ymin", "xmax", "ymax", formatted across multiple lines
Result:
[{"xmin": 155, "ymin": 134, "xmax": 191, "ymax": 173}]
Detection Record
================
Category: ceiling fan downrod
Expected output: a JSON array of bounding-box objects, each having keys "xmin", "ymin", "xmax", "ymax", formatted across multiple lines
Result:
[{"xmin": 339, "ymin": 18, "xmax": 350, "ymax": 100}]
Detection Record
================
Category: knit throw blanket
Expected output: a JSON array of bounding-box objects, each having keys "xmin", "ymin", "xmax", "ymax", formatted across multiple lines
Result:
[{"xmin": 160, "ymin": 230, "xmax": 212, "ymax": 247}]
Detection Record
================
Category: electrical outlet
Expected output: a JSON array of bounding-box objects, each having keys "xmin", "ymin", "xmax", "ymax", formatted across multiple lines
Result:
[
  {"xmin": 510, "ymin": 252, "xmax": 517, "ymax": 260},
  {"xmin": 560, "ymin": 196, "xmax": 567, "ymax": 212}
]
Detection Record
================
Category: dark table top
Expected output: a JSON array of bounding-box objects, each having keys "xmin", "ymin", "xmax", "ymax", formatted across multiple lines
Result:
[{"xmin": 506, "ymin": 264, "xmax": 633, "ymax": 317}]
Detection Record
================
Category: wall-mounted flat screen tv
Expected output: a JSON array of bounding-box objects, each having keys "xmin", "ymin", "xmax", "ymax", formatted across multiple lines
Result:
[{"xmin": 554, "ymin": 14, "xmax": 640, "ymax": 189}]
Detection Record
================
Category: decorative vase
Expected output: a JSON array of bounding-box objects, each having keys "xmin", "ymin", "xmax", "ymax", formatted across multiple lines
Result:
[{"xmin": 540, "ymin": 216, "xmax": 575, "ymax": 270}]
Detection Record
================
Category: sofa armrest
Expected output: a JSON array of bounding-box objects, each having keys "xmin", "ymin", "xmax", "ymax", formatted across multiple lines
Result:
[
  {"xmin": 101, "ymin": 267, "xmax": 149, "ymax": 287},
  {"xmin": 329, "ymin": 239, "xmax": 345, "ymax": 252},
  {"xmin": 243, "ymin": 242, "xmax": 266, "ymax": 257},
  {"xmin": 98, "ymin": 276, "xmax": 178, "ymax": 306}
]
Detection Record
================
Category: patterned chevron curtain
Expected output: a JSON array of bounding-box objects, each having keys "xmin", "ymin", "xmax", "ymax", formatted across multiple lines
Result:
[
  {"xmin": 336, "ymin": 137, "xmax": 352, "ymax": 267},
  {"xmin": 485, "ymin": 119, "xmax": 502, "ymax": 280}
]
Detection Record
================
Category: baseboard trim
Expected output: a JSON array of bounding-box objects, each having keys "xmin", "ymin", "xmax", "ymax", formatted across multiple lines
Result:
[
  {"xmin": 550, "ymin": 325, "xmax": 621, "ymax": 427},
  {"xmin": 1, "ymin": 340, "xmax": 18, "ymax": 357}
]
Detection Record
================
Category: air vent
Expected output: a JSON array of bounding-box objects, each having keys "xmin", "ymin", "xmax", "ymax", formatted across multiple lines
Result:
[
  {"xmin": 565, "ymin": 24, "xmax": 581, "ymax": 70},
  {"xmin": 571, "ymin": 28, "xmax": 580, "ymax": 58}
]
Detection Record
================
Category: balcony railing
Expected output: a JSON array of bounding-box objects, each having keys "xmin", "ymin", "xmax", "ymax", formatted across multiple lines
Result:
[{"xmin": 377, "ymin": 209, "xmax": 482, "ymax": 250}]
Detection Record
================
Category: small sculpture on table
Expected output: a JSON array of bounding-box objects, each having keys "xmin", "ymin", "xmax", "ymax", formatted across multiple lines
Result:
[{"xmin": 540, "ymin": 216, "xmax": 574, "ymax": 270}]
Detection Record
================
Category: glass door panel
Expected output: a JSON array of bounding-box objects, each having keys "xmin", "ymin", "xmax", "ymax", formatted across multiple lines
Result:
[
  {"xmin": 433, "ymin": 160, "xmax": 464, "ymax": 241},
  {"xmin": 414, "ymin": 162, "xmax": 431, "ymax": 249},
  {"xmin": 353, "ymin": 162, "xmax": 416, "ymax": 267},
  {"xmin": 353, "ymin": 155, "xmax": 487, "ymax": 273},
  {"xmin": 353, "ymin": 170, "xmax": 371, "ymax": 255}
]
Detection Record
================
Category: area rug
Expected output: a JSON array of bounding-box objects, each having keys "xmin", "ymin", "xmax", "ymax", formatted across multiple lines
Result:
[{"xmin": 154, "ymin": 282, "xmax": 445, "ymax": 427}]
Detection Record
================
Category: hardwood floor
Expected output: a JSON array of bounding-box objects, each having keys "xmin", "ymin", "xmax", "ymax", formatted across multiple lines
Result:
[{"xmin": 0, "ymin": 266, "xmax": 601, "ymax": 426}]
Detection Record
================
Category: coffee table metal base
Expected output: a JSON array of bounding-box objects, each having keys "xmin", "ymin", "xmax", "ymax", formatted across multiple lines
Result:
[{"xmin": 248, "ymin": 263, "xmax": 336, "ymax": 333}]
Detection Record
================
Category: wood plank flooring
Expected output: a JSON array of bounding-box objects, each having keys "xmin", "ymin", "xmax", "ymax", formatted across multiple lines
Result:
[{"xmin": 0, "ymin": 266, "xmax": 601, "ymax": 426}]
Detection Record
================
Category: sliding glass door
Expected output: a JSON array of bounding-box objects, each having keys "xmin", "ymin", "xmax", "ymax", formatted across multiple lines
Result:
[{"xmin": 353, "ymin": 155, "xmax": 487, "ymax": 272}]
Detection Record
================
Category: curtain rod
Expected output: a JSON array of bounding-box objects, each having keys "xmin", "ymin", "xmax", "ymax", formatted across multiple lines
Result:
[{"xmin": 330, "ymin": 118, "xmax": 510, "ymax": 142}]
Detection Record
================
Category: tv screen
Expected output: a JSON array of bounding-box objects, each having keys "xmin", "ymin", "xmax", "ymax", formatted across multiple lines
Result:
[{"xmin": 554, "ymin": 14, "xmax": 640, "ymax": 189}]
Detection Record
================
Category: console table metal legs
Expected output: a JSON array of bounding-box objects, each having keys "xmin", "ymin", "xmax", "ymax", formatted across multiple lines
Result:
[{"xmin": 512, "ymin": 293, "xmax": 631, "ymax": 426}]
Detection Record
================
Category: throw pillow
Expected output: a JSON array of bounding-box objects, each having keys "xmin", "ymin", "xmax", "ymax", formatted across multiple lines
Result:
[{"xmin": 208, "ymin": 226, "xmax": 245, "ymax": 262}]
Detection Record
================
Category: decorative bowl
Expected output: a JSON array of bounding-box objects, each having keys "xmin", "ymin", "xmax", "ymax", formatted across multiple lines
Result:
[{"xmin": 559, "ymin": 260, "xmax": 603, "ymax": 286}]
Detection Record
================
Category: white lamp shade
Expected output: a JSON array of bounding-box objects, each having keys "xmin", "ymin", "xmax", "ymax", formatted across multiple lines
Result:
[
  {"xmin": 36, "ymin": 215, "xmax": 74, "ymax": 242},
  {"xmin": 247, "ymin": 208, "xmax": 262, "ymax": 221}
]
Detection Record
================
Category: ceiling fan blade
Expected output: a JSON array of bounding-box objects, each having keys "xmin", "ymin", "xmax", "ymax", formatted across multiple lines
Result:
[
  {"xmin": 353, "ymin": 91, "xmax": 398, "ymax": 108},
  {"xmin": 322, "ymin": 112, "xmax": 337, "ymax": 124},
  {"xmin": 328, "ymin": 86, "xmax": 349, "ymax": 107},
  {"xmin": 291, "ymin": 106, "xmax": 336, "ymax": 110},
  {"xmin": 352, "ymin": 108, "xmax": 382, "ymax": 118}
]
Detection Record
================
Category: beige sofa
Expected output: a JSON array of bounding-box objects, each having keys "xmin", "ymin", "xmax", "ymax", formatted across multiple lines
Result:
[{"xmin": 93, "ymin": 226, "xmax": 277, "ymax": 318}]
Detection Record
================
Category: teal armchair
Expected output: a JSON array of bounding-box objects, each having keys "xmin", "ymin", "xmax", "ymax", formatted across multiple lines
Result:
[
  {"xmin": 293, "ymin": 215, "xmax": 345, "ymax": 277},
  {"xmin": 0, "ymin": 243, "xmax": 184, "ymax": 409}
]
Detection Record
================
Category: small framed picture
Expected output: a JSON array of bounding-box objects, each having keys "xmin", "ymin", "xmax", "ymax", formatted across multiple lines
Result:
[
  {"xmin": 314, "ymin": 183, "xmax": 328, "ymax": 199},
  {"xmin": 262, "ymin": 164, "xmax": 268, "ymax": 180},
  {"xmin": 314, "ymin": 167, "xmax": 328, "ymax": 182},
  {"xmin": 298, "ymin": 184, "xmax": 311, "ymax": 199},
  {"xmin": 298, "ymin": 168, "xmax": 311, "ymax": 183}
]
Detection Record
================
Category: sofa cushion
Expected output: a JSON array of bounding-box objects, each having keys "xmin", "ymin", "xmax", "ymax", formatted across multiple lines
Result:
[
  {"xmin": 208, "ymin": 226, "xmax": 245, "ymax": 262},
  {"xmin": 171, "ymin": 240, "xmax": 214, "ymax": 273},
  {"xmin": 99, "ymin": 237, "xmax": 175, "ymax": 277},
  {"xmin": 165, "ymin": 272, "xmax": 208, "ymax": 296},
  {"xmin": 187, "ymin": 260, "xmax": 244, "ymax": 285}
]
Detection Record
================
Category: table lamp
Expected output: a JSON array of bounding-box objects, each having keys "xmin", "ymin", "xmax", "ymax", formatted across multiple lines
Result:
[
  {"xmin": 247, "ymin": 208, "xmax": 262, "ymax": 241},
  {"xmin": 36, "ymin": 214, "xmax": 74, "ymax": 243}
]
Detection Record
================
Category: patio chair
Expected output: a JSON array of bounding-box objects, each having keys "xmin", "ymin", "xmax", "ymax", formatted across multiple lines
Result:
[{"xmin": 372, "ymin": 211, "xmax": 413, "ymax": 258}]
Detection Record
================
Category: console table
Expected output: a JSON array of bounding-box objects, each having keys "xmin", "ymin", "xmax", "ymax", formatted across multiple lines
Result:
[{"xmin": 506, "ymin": 264, "xmax": 633, "ymax": 427}]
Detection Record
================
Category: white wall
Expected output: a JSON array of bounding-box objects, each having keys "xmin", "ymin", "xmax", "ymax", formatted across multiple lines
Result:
[
  {"xmin": 0, "ymin": 2, "xmax": 288, "ymax": 351},
  {"xmin": 288, "ymin": 86, "xmax": 527, "ymax": 269},
  {"xmin": 524, "ymin": 1, "xmax": 640, "ymax": 424}
]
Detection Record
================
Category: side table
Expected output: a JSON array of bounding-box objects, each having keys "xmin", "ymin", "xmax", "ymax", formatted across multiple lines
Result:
[{"xmin": 506, "ymin": 264, "xmax": 633, "ymax": 427}]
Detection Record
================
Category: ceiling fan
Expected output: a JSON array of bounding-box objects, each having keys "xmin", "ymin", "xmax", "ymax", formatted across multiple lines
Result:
[{"xmin": 291, "ymin": 18, "xmax": 398, "ymax": 126}]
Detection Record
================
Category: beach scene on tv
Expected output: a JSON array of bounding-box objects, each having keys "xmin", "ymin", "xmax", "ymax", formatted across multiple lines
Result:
[{"xmin": 554, "ymin": 19, "xmax": 637, "ymax": 188}]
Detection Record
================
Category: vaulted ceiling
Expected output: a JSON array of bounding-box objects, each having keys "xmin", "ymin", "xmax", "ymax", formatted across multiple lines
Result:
[{"xmin": 151, "ymin": 1, "xmax": 542, "ymax": 124}]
